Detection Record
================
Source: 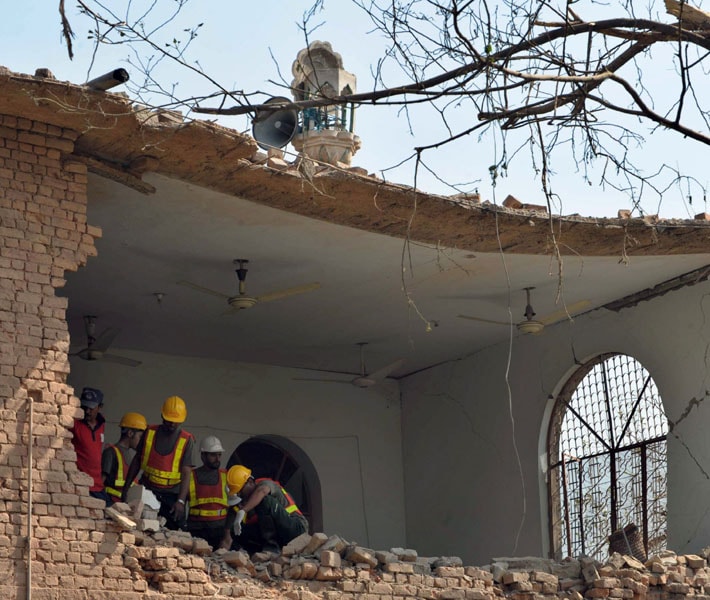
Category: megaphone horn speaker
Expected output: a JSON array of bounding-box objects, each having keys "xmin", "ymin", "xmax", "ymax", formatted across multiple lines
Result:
[{"xmin": 252, "ymin": 96, "xmax": 299, "ymax": 150}]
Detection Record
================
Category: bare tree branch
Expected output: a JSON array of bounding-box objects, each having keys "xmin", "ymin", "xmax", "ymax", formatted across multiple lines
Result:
[{"xmin": 55, "ymin": 0, "xmax": 710, "ymax": 218}]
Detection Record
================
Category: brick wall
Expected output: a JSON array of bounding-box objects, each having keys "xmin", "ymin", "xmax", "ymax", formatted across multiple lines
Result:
[
  {"xmin": 3, "ymin": 111, "xmax": 710, "ymax": 600},
  {"xmin": 0, "ymin": 110, "xmax": 280, "ymax": 599},
  {"xmin": 0, "ymin": 113, "xmax": 165, "ymax": 599}
]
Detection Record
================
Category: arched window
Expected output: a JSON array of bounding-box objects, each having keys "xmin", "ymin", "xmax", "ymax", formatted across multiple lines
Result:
[{"xmin": 547, "ymin": 353, "xmax": 668, "ymax": 560}]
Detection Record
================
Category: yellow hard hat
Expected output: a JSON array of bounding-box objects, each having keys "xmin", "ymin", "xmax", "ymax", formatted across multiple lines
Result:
[
  {"xmin": 119, "ymin": 412, "xmax": 147, "ymax": 430},
  {"xmin": 226, "ymin": 465, "xmax": 252, "ymax": 494},
  {"xmin": 161, "ymin": 395, "xmax": 187, "ymax": 423}
]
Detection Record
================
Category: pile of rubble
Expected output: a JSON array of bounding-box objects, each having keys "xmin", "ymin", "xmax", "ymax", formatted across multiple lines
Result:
[{"xmin": 106, "ymin": 502, "xmax": 710, "ymax": 599}]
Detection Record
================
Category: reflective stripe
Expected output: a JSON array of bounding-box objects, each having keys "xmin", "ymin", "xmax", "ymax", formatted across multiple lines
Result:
[
  {"xmin": 275, "ymin": 482, "xmax": 303, "ymax": 517},
  {"xmin": 106, "ymin": 445, "xmax": 126, "ymax": 499},
  {"xmin": 140, "ymin": 427, "xmax": 189, "ymax": 488},
  {"xmin": 190, "ymin": 508, "xmax": 228, "ymax": 517},
  {"xmin": 188, "ymin": 470, "xmax": 228, "ymax": 521}
]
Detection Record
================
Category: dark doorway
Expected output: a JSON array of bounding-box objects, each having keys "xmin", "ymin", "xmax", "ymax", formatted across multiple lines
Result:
[{"xmin": 227, "ymin": 434, "xmax": 323, "ymax": 533}]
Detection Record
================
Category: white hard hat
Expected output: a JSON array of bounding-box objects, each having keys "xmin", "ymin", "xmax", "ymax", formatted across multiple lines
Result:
[{"xmin": 200, "ymin": 435, "xmax": 224, "ymax": 453}]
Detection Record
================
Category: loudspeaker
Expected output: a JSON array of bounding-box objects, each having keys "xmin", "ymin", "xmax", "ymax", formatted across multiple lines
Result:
[{"xmin": 252, "ymin": 97, "xmax": 299, "ymax": 150}]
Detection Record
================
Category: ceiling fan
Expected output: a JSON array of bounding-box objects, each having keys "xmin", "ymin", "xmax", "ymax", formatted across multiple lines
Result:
[
  {"xmin": 295, "ymin": 342, "xmax": 406, "ymax": 388},
  {"xmin": 178, "ymin": 259, "xmax": 320, "ymax": 313},
  {"xmin": 70, "ymin": 315, "xmax": 142, "ymax": 367},
  {"xmin": 458, "ymin": 287, "xmax": 590, "ymax": 335}
]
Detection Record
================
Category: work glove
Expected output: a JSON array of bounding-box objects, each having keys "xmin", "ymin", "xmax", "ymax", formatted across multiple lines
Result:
[
  {"xmin": 227, "ymin": 493, "xmax": 242, "ymax": 507},
  {"xmin": 232, "ymin": 509, "xmax": 246, "ymax": 536}
]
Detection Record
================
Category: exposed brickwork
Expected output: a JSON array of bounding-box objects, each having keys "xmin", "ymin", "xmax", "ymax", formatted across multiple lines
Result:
[
  {"xmin": 0, "ymin": 113, "xmax": 163, "ymax": 599},
  {"xmin": 3, "ymin": 105, "xmax": 710, "ymax": 600},
  {"xmin": 0, "ymin": 109, "xmax": 302, "ymax": 599}
]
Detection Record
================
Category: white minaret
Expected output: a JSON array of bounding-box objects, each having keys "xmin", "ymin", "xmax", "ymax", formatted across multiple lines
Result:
[{"xmin": 290, "ymin": 41, "xmax": 361, "ymax": 167}]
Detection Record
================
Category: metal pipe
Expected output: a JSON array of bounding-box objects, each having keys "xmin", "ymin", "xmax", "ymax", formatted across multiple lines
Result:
[
  {"xmin": 26, "ymin": 395, "xmax": 34, "ymax": 600},
  {"xmin": 85, "ymin": 68, "xmax": 129, "ymax": 91},
  {"xmin": 560, "ymin": 454, "xmax": 572, "ymax": 555}
]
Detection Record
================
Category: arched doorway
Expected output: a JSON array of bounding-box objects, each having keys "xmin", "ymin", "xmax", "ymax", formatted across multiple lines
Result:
[{"xmin": 227, "ymin": 435, "xmax": 323, "ymax": 533}]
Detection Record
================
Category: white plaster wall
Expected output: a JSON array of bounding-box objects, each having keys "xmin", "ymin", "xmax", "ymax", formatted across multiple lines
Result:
[
  {"xmin": 68, "ymin": 353, "xmax": 406, "ymax": 549},
  {"xmin": 401, "ymin": 279, "xmax": 710, "ymax": 565}
]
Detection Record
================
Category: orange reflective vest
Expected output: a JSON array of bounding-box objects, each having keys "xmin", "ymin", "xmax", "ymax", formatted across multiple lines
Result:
[
  {"xmin": 140, "ymin": 426, "xmax": 192, "ymax": 489},
  {"xmin": 105, "ymin": 445, "xmax": 128, "ymax": 500},
  {"xmin": 245, "ymin": 478, "xmax": 303, "ymax": 524},
  {"xmin": 188, "ymin": 469, "xmax": 228, "ymax": 521}
]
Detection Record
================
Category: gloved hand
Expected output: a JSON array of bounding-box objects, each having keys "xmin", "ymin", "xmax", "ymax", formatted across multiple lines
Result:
[
  {"xmin": 227, "ymin": 493, "xmax": 242, "ymax": 507},
  {"xmin": 232, "ymin": 509, "xmax": 246, "ymax": 536}
]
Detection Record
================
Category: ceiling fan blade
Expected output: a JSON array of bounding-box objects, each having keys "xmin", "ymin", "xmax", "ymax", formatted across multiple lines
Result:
[
  {"xmin": 539, "ymin": 300, "xmax": 591, "ymax": 325},
  {"xmin": 292, "ymin": 377, "xmax": 352, "ymax": 384},
  {"xmin": 102, "ymin": 353, "xmax": 142, "ymax": 367},
  {"xmin": 177, "ymin": 280, "xmax": 231, "ymax": 300},
  {"xmin": 92, "ymin": 327, "xmax": 120, "ymax": 352},
  {"xmin": 256, "ymin": 282, "xmax": 321, "ymax": 303},
  {"xmin": 366, "ymin": 358, "xmax": 406, "ymax": 383},
  {"xmin": 458, "ymin": 314, "xmax": 511, "ymax": 326}
]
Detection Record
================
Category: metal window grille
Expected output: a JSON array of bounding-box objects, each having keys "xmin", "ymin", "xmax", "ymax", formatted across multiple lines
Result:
[{"xmin": 548, "ymin": 353, "xmax": 668, "ymax": 560}]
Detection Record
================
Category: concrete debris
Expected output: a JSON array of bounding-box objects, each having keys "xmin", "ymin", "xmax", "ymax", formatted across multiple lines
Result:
[
  {"xmin": 344, "ymin": 545, "xmax": 378, "ymax": 567},
  {"xmin": 433, "ymin": 555, "xmax": 463, "ymax": 568},
  {"xmin": 391, "ymin": 546, "xmax": 419, "ymax": 562},
  {"xmin": 156, "ymin": 109, "xmax": 185, "ymax": 124},
  {"xmin": 623, "ymin": 554, "xmax": 646, "ymax": 570},
  {"xmin": 34, "ymin": 67, "xmax": 56, "ymax": 80},
  {"xmin": 109, "ymin": 507, "xmax": 710, "ymax": 600},
  {"xmin": 521, "ymin": 203, "xmax": 548, "ymax": 213},
  {"xmin": 346, "ymin": 165, "xmax": 368, "ymax": 176},
  {"xmin": 282, "ymin": 532, "xmax": 313, "ymax": 556},
  {"xmin": 580, "ymin": 555, "xmax": 601, "ymax": 583},
  {"xmin": 319, "ymin": 534, "xmax": 348, "ymax": 554},
  {"xmin": 266, "ymin": 156, "xmax": 290, "ymax": 171},
  {"xmin": 503, "ymin": 194, "xmax": 523, "ymax": 209},
  {"xmin": 105, "ymin": 504, "xmax": 137, "ymax": 530},
  {"xmin": 302, "ymin": 532, "xmax": 329, "ymax": 555},
  {"xmin": 102, "ymin": 455, "xmax": 710, "ymax": 600},
  {"xmin": 251, "ymin": 150, "xmax": 268, "ymax": 164},
  {"xmin": 451, "ymin": 192, "xmax": 482, "ymax": 206}
]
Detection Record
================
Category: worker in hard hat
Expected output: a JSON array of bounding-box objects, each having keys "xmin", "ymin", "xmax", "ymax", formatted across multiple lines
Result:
[
  {"xmin": 120, "ymin": 396, "xmax": 195, "ymax": 529},
  {"xmin": 224, "ymin": 465, "xmax": 308, "ymax": 554},
  {"xmin": 180, "ymin": 435, "xmax": 230, "ymax": 549},
  {"xmin": 101, "ymin": 412, "xmax": 147, "ymax": 505}
]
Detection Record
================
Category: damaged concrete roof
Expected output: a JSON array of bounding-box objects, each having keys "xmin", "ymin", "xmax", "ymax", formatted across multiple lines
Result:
[
  {"xmin": 3, "ymin": 66, "xmax": 710, "ymax": 258},
  {"xmin": 4, "ymin": 65, "xmax": 710, "ymax": 375}
]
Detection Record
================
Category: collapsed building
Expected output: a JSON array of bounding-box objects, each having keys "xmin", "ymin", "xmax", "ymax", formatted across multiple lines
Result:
[{"xmin": 3, "ymin": 38, "xmax": 710, "ymax": 599}]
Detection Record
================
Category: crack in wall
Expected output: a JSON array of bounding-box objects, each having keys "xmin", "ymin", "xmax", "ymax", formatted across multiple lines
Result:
[{"xmin": 667, "ymin": 391, "xmax": 710, "ymax": 433}]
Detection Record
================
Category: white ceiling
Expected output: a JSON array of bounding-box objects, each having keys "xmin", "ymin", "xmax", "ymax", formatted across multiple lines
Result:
[{"xmin": 61, "ymin": 172, "xmax": 710, "ymax": 378}]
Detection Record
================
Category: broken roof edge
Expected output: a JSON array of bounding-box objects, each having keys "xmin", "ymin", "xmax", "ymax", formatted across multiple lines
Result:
[{"xmin": 2, "ymin": 64, "xmax": 710, "ymax": 257}]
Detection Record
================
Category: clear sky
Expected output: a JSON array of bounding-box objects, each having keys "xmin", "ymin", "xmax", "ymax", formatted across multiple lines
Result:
[{"xmin": 1, "ymin": 2, "xmax": 707, "ymax": 219}]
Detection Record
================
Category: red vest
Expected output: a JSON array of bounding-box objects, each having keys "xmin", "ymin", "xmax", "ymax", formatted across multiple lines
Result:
[
  {"xmin": 71, "ymin": 417, "xmax": 105, "ymax": 492},
  {"xmin": 245, "ymin": 478, "xmax": 303, "ymax": 524},
  {"xmin": 140, "ymin": 426, "xmax": 193, "ymax": 489},
  {"xmin": 188, "ymin": 469, "xmax": 228, "ymax": 522}
]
